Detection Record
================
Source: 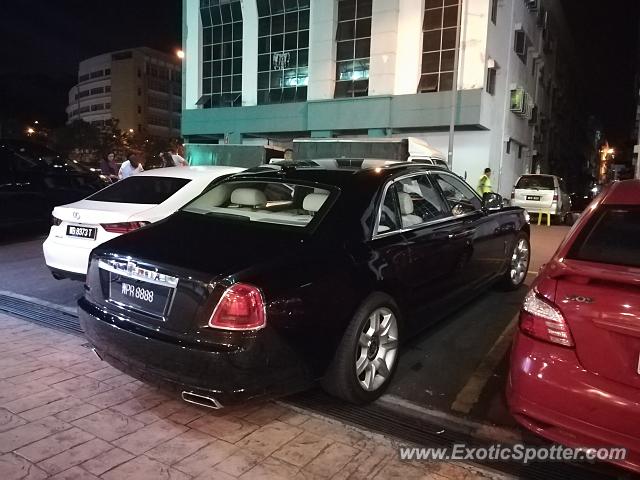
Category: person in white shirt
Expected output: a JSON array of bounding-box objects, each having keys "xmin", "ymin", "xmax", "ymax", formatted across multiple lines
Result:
[
  {"xmin": 169, "ymin": 150, "xmax": 187, "ymax": 167},
  {"xmin": 118, "ymin": 153, "xmax": 144, "ymax": 179}
]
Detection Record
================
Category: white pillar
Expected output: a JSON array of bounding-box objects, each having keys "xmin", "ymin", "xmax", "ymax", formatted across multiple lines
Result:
[
  {"xmin": 308, "ymin": 0, "xmax": 337, "ymax": 100},
  {"xmin": 369, "ymin": 0, "xmax": 399, "ymax": 96},
  {"xmin": 242, "ymin": 1, "xmax": 259, "ymax": 106},
  {"xmin": 393, "ymin": 0, "xmax": 424, "ymax": 95},
  {"xmin": 183, "ymin": 0, "xmax": 202, "ymax": 110}
]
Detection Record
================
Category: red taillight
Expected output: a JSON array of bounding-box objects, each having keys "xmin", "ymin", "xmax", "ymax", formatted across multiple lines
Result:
[
  {"xmin": 511, "ymin": 191, "xmax": 515, "ymax": 200},
  {"xmin": 553, "ymin": 194, "xmax": 558, "ymax": 201},
  {"xmin": 101, "ymin": 221, "xmax": 149, "ymax": 233},
  {"xmin": 209, "ymin": 283, "xmax": 266, "ymax": 331},
  {"xmin": 519, "ymin": 289, "xmax": 574, "ymax": 347}
]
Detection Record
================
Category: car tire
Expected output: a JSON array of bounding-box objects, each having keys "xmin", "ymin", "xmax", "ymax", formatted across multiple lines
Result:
[
  {"xmin": 321, "ymin": 292, "xmax": 401, "ymax": 404},
  {"xmin": 497, "ymin": 232, "xmax": 530, "ymax": 291}
]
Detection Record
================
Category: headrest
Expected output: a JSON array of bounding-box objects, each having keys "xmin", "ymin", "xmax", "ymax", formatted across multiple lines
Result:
[
  {"xmin": 230, "ymin": 188, "xmax": 267, "ymax": 207},
  {"xmin": 207, "ymin": 184, "xmax": 231, "ymax": 207},
  {"xmin": 398, "ymin": 192, "xmax": 414, "ymax": 215},
  {"xmin": 303, "ymin": 193, "xmax": 329, "ymax": 213}
]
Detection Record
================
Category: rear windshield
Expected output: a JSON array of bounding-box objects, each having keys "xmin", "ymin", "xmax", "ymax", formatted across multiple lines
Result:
[
  {"xmin": 516, "ymin": 175, "xmax": 555, "ymax": 190},
  {"xmin": 88, "ymin": 176, "xmax": 190, "ymax": 204},
  {"xmin": 182, "ymin": 179, "xmax": 335, "ymax": 228},
  {"xmin": 567, "ymin": 206, "xmax": 640, "ymax": 268}
]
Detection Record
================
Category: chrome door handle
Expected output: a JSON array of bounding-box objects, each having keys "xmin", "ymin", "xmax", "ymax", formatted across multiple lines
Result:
[{"xmin": 448, "ymin": 229, "xmax": 476, "ymax": 239}]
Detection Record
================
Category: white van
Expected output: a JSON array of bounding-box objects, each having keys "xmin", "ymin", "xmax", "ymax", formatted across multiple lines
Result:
[{"xmin": 511, "ymin": 174, "xmax": 571, "ymax": 222}]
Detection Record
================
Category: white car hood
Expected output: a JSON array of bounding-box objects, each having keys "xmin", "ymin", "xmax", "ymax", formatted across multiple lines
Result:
[{"xmin": 52, "ymin": 200, "xmax": 156, "ymax": 225}]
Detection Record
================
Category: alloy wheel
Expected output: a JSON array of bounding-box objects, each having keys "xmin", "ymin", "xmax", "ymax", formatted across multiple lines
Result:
[
  {"xmin": 510, "ymin": 238, "xmax": 530, "ymax": 286},
  {"xmin": 355, "ymin": 307, "xmax": 399, "ymax": 392}
]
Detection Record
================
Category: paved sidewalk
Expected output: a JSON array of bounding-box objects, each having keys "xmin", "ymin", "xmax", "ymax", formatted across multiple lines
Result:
[{"xmin": 0, "ymin": 313, "xmax": 506, "ymax": 480}]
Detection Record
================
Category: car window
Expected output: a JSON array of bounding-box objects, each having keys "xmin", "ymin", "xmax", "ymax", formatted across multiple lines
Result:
[
  {"xmin": 567, "ymin": 206, "xmax": 640, "ymax": 268},
  {"xmin": 183, "ymin": 180, "xmax": 335, "ymax": 228},
  {"xmin": 376, "ymin": 184, "xmax": 401, "ymax": 234},
  {"xmin": 515, "ymin": 175, "xmax": 555, "ymax": 190},
  {"xmin": 395, "ymin": 174, "xmax": 449, "ymax": 228},
  {"xmin": 432, "ymin": 173, "xmax": 482, "ymax": 215},
  {"xmin": 87, "ymin": 176, "xmax": 191, "ymax": 204}
]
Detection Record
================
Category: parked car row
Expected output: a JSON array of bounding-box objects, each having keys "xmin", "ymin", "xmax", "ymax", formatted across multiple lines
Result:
[{"xmin": 32, "ymin": 149, "xmax": 639, "ymax": 473}]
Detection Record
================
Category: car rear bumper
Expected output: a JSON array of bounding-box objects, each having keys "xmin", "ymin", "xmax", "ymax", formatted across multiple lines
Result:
[
  {"xmin": 43, "ymin": 235, "xmax": 93, "ymax": 275},
  {"xmin": 507, "ymin": 332, "xmax": 640, "ymax": 473},
  {"xmin": 78, "ymin": 297, "xmax": 313, "ymax": 406}
]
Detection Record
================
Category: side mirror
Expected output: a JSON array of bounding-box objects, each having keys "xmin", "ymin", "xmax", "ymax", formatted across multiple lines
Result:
[{"xmin": 482, "ymin": 192, "xmax": 503, "ymax": 211}]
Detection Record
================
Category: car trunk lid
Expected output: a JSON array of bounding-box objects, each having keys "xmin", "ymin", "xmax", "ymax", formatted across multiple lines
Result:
[
  {"xmin": 53, "ymin": 200, "xmax": 155, "ymax": 226},
  {"xmin": 90, "ymin": 211, "xmax": 308, "ymax": 334},
  {"xmin": 513, "ymin": 188, "xmax": 555, "ymax": 210},
  {"xmin": 552, "ymin": 259, "xmax": 640, "ymax": 389}
]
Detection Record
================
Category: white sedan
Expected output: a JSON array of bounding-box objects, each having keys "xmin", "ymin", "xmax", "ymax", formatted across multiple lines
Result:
[{"xmin": 43, "ymin": 166, "xmax": 244, "ymax": 279}]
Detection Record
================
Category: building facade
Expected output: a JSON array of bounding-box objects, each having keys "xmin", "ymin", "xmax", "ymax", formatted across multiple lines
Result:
[
  {"xmin": 66, "ymin": 47, "xmax": 182, "ymax": 139},
  {"xmin": 182, "ymin": 0, "xmax": 581, "ymax": 196}
]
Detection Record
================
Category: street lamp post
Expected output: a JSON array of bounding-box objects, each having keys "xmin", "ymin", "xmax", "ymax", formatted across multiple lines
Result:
[{"xmin": 447, "ymin": 0, "xmax": 464, "ymax": 171}]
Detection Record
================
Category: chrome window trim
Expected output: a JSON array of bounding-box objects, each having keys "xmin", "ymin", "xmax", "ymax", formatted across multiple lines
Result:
[{"xmin": 372, "ymin": 170, "xmax": 465, "ymax": 241}]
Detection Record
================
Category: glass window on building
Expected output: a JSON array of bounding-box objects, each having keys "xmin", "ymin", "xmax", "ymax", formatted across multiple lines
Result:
[
  {"xmin": 200, "ymin": 0, "xmax": 243, "ymax": 108},
  {"xmin": 256, "ymin": 0, "xmax": 310, "ymax": 105},
  {"xmin": 419, "ymin": 0, "xmax": 460, "ymax": 93},
  {"xmin": 334, "ymin": 0, "xmax": 371, "ymax": 98}
]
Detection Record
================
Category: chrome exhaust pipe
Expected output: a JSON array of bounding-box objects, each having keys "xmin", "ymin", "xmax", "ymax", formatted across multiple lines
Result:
[{"xmin": 181, "ymin": 391, "xmax": 223, "ymax": 410}]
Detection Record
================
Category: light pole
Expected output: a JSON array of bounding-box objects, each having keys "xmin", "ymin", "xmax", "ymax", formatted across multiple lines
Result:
[{"xmin": 447, "ymin": 0, "xmax": 464, "ymax": 171}]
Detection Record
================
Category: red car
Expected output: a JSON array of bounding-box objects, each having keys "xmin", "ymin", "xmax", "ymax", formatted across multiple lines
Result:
[{"xmin": 507, "ymin": 180, "xmax": 640, "ymax": 473}]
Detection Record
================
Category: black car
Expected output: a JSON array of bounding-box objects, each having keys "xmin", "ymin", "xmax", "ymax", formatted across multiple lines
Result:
[
  {"xmin": 0, "ymin": 140, "xmax": 107, "ymax": 230},
  {"xmin": 79, "ymin": 160, "xmax": 530, "ymax": 407}
]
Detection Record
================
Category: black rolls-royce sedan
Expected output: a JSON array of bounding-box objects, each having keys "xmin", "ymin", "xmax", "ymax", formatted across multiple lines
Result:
[{"xmin": 79, "ymin": 160, "xmax": 530, "ymax": 407}]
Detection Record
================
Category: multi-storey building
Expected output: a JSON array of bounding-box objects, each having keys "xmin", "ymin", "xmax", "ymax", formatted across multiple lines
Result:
[
  {"xmin": 66, "ymin": 47, "xmax": 182, "ymax": 139},
  {"xmin": 182, "ymin": 0, "xmax": 583, "ymax": 195}
]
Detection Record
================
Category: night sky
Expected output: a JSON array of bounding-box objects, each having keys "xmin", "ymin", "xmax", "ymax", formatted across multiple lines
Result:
[{"xmin": 1, "ymin": 0, "xmax": 638, "ymax": 153}]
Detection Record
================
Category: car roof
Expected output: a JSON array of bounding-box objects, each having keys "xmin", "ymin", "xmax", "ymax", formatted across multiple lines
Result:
[
  {"xmin": 236, "ymin": 159, "xmax": 447, "ymax": 187},
  {"xmin": 137, "ymin": 165, "xmax": 244, "ymax": 180},
  {"xmin": 601, "ymin": 180, "xmax": 640, "ymax": 205}
]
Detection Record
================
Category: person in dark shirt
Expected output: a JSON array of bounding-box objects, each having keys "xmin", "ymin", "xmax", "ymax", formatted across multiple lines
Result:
[{"xmin": 100, "ymin": 152, "xmax": 118, "ymax": 181}]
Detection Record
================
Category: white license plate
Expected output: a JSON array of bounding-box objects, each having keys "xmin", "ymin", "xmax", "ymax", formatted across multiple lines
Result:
[{"xmin": 66, "ymin": 225, "xmax": 97, "ymax": 239}]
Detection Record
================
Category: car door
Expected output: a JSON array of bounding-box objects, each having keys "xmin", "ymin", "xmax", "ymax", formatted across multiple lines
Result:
[
  {"xmin": 430, "ymin": 171, "xmax": 506, "ymax": 288},
  {"xmin": 383, "ymin": 172, "xmax": 473, "ymax": 328},
  {"xmin": 5, "ymin": 148, "xmax": 49, "ymax": 225}
]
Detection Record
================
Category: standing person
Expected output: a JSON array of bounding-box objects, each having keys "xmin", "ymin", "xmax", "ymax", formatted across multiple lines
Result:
[
  {"xmin": 477, "ymin": 168, "xmax": 493, "ymax": 197},
  {"xmin": 118, "ymin": 153, "xmax": 144, "ymax": 179},
  {"xmin": 169, "ymin": 149, "xmax": 187, "ymax": 167},
  {"xmin": 100, "ymin": 152, "xmax": 118, "ymax": 181},
  {"xmin": 283, "ymin": 148, "xmax": 294, "ymax": 161}
]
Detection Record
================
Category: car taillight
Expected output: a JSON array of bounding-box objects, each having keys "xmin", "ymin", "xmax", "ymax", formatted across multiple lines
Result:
[
  {"xmin": 511, "ymin": 190, "xmax": 515, "ymax": 200},
  {"xmin": 519, "ymin": 289, "xmax": 574, "ymax": 347},
  {"xmin": 51, "ymin": 216, "xmax": 62, "ymax": 226},
  {"xmin": 209, "ymin": 283, "xmax": 266, "ymax": 331},
  {"xmin": 101, "ymin": 221, "xmax": 149, "ymax": 233},
  {"xmin": 553, "ymin": 194, "xmax": 558, "ymax": 201}
]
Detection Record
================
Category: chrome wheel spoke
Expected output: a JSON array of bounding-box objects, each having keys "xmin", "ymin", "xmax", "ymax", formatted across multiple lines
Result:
[
  {"xmin": 355, "ymin": 354, "xmax": 368, "ymax": 376},
  {"xmin": 358, "ymin": 332, "xmax": 371, "ymax": 347},
  {"xmin": 380, "ymin": 336, "xmax": 398, "ymax": 351},
  {"xmin": 373, "ymin": 358, "xmax": 390, "ymax": 379},
  {"xmin": 363, "ymin": 362, "xmax": 376, "ymax": 390}
]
